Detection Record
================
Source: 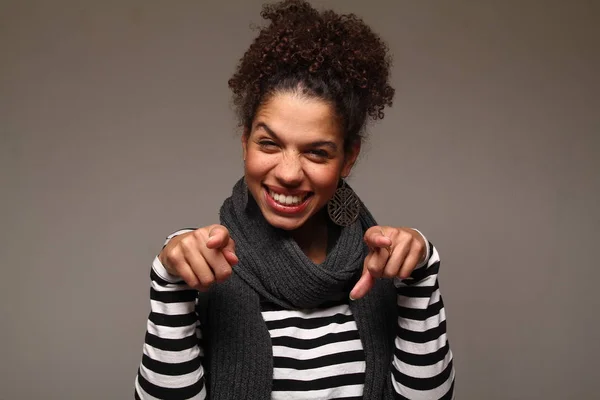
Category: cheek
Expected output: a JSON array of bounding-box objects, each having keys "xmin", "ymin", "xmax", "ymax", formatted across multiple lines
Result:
[
  {"xmin": 308, "ymin": 164, "xmax": 342, "ymax": 192},
  {"xmin": 245, "ymin": 153, "xmax": 273, "ymax": 177}
]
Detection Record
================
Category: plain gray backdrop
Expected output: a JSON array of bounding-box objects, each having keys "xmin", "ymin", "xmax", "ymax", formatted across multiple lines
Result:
[{"xmin": 1, "ymin": 0, "xmax": 598, "ymax": 399}]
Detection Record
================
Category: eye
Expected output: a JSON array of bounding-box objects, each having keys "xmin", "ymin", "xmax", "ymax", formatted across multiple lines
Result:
[
  {"xmin": 307, "ymin": 149, "xmax": 330, "ymax": 160},
  {"xmin": 257, "ymin": 139, "xmax": 279, "ymax": 150}
]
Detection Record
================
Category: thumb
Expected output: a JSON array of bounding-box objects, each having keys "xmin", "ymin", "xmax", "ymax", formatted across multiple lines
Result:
[
  {"xmin": 364, "ymin": 226, "xmax": 392, "ymax": 250},
  {"xmin": 350, "ymin": 266, "xmax": 375, "ymax": 300},
  {"xmin": 206, "ymin": 225, "xmax": 229, "ymax": 249}
]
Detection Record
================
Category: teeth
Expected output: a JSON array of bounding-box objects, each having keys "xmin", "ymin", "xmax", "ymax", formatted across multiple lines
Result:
[{"xmin": 269, "ymin": 190, "xmax": 306, "ymax": 206}]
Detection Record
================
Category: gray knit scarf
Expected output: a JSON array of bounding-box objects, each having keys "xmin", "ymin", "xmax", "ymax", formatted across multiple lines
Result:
[{"xmin": 195, "ymin": 178, "xmax": 397, "ymax": 399}]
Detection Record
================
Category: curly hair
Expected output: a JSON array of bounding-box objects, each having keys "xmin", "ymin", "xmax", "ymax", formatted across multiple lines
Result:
[{"xmin": 228, "ymin": 0, "xmax": 394, "ymax": 151}]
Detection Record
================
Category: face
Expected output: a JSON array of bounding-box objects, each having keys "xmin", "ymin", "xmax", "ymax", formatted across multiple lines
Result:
[{"xmin": 242, "ymin": 92, "xmax": 360, "ymax": 232}]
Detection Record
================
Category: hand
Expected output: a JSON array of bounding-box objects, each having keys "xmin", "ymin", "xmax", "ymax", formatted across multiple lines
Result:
[
  {"xmin": 158, "ymin": 225, "xmax": 238, "ymax": 291},
  {"xmin": 350, "ymin": 226, "xmax": 426, "ymax": 300}
]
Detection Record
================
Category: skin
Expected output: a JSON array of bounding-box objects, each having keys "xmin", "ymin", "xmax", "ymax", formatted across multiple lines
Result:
[
  {"xmin": 159, "ymin": 90, "xmax": 426, "ymax": 299},
  {"xmin": 241, "ymin": 91, "xmax": 358, "ymax": 260}
]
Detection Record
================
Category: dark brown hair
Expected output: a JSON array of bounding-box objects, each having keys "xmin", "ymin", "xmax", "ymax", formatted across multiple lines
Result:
[{"xmin": 228, "ymin": 0, "xmax": 394, "ymax": 152}]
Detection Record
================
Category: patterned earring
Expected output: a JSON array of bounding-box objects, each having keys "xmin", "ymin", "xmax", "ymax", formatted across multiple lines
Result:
[{"xmin": 327, "ymin": 180, "xmax": 360, "ymax": 226}]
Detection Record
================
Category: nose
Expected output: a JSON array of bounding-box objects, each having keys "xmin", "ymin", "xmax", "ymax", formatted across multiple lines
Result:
[{"xmin": 275, "ymin": 152, "xmax": 304, "ymax": 187}]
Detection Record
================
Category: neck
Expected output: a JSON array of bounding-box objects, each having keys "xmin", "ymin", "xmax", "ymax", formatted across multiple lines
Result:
[{"xmin": 291, "ymin": 209, "xmax": 331, "ymax": 264}]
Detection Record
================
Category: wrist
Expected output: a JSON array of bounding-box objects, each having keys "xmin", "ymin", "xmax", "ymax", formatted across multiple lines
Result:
[{"xmin": 152, "ymin": 256, "xmax": 183, "ymax": 283}]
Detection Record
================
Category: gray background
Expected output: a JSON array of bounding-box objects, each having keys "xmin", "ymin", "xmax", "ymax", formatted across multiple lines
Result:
[{"xmin": 1, "ymin": 0, "xmax": 598, "ymax": 399}]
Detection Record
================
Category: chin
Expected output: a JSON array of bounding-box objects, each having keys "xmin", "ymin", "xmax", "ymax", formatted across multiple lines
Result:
[{"xmin": 263, "ymin": 213, "xmax": 309, "ymax": 231}]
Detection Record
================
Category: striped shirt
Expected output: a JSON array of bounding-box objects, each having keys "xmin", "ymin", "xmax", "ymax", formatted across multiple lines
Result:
[
  {"xmin": 265, "ymin": 300, "xmax": 366, "ymax": 399},
  {"xmin": 135, "ymin": 235, "xmax": 455, "ymax": 399}
]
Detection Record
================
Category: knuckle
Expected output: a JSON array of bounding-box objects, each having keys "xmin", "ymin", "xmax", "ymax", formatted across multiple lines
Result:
[
  {"xmin": 393, "ymin": 239, "xmax": 408, "ymax": 252},
  {"xmin": 216, "ymin": 267, "xmax": 232, "ymax": 282},
  {"xmin": 398, "ymin": 270, "xmax": 411, "ymax": 280},
  {"xmin": 181, "ymin": 272, "xmax": 199, "ymax": 288},
  {"xmin": 164, "ymin": 249, "xmax": 181, "ymax": 266},
  {"xmin": 399, "ymin": 230, "xmax": 412, "ymax": 242},
  {"xmin": 193, "ymin": 228, "xmax": 207, "ymax": 241},
  {"xmin": 367, "ymin": 263, "xmax": 382, "ymax": 277},
  {"xmin": 382, "ymin": 269, "xmax": 395, "ymax": 279},
  {"xmin": 179, "ymin": 236, "xmax": 197, "ymax": 251},
  {"xmin": 199, "ymin": 273, "xmax": 215, "ymax": 287},
  {"xmin": 413, "ymin": 240, "xmax": 424, "ymax": 252}
]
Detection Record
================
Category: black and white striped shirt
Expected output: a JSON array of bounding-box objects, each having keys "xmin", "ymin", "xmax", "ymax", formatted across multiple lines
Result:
[
  {"xmin": 265, "ymin": 300, "xmax": 366, "ymax": 399},
  {"xmin": 135, "ymin": 236, "xmax": 455, "ymax": 399}
]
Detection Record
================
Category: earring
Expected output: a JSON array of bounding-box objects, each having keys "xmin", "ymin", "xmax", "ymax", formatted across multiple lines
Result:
[{"xmin": 327, "ymin": 180, "xmax": 360, "ymax": 226}]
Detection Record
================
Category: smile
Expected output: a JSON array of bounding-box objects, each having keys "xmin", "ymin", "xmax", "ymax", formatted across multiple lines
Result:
[
  {"xmin": 263, "ymin": 186, "xmax": 313, "ymax": 213},
  {"xmin": 268, "ymin": 190, "xmax": 309, "ymax": 206}
]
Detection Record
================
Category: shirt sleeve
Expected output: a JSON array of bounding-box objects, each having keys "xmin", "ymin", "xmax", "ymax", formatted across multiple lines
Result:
[
  {"xmin": 410, "ymin": 228, "xmax": 431, "ymax": 270},
  {"xmin": 390, "ymin": 242, "xmax": 456, "ymax": 399},
  {"xmin": 134, "ymin": 231, "xmax": 207, "ymax": 400}
]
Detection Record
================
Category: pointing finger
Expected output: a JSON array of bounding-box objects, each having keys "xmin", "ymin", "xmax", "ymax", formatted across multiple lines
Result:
[
  {"xmin": 350, "ymin": 266, "xmax": 375, "ymax": 300},
  {"xmin": 366, "ymin": 247, "xmax": 391, "ymax": 278}
]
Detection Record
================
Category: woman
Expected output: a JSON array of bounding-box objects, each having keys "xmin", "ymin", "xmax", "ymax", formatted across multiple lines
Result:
[{"xmin": 135, "ymin": 1, "xmax": 455, "ymax": 399}]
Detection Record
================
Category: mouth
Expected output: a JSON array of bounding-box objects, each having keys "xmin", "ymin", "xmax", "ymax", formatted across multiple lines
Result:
[{"xmin": 263, "ymin": 185, "xmax": 313, "ymax": 213}]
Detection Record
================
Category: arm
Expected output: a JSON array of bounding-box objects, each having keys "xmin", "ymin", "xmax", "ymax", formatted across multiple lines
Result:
[
  {"xmin": 135, "ymin": 233, "xmax": 207, "ymax": 400},
  {"xmin": 391, "ymin": 243, "xmax": 455, "ymax": 399}
]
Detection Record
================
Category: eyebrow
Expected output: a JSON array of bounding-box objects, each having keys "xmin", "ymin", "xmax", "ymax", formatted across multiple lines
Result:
[{"xmin": 255, "ymin": 122, "xmax": 339, "ymax": 151}]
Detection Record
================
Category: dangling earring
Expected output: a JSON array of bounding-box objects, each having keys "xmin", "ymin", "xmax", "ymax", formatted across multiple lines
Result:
[{"xmin": 327, "ymin": 179, "xmax": 360, "ymax": 226}]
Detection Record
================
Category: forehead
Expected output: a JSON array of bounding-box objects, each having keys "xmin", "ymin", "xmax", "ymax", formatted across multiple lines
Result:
[{"xmin": 252, "ymin": 92, "xmax": 343, "ymax": 143}]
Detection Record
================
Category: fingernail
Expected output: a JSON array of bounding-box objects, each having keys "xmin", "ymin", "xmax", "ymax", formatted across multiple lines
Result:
[{"xmin": 349, "ymin": 293, "xmax": 356, "ymax": 301}]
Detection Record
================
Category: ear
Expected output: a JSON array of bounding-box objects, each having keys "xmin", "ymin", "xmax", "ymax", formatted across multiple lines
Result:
[
  {"xmin": 341, "ymin": 141, "xmax": 361, "ymax": 178},
  {"xmin": 241, "ymin": 127, "xmax": 250, "ymax": 161}
]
